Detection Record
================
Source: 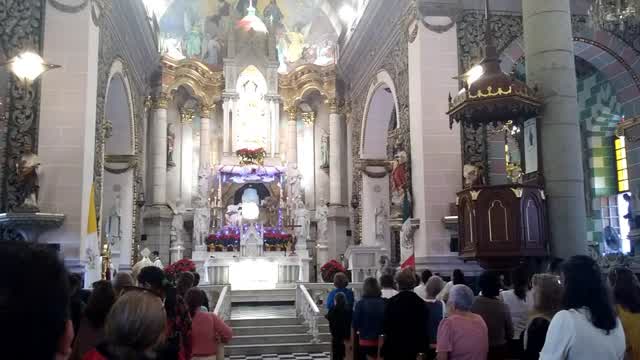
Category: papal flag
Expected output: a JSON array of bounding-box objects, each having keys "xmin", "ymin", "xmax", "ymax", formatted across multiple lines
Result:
[{"xmin": 84, "ymin": 183, "xmax": 102, "ymax": 286}]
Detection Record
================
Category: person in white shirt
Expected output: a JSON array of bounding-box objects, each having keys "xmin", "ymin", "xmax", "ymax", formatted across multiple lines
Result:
[
  {"xmin": 414, "ymin": 269, "xmax": 433, "ymax": 301},
  {"xmin": 380, "ymin": 274, "xmax": 399, "ymax": 299},
  {"xmin": 500, "ymin": 265, "xmax": 533, "ymax": 357},
  {"xmin": 436, "ymin": 269, "xmax": 465, "ymax": 303},
  {"xmin": 540, "ymin": 255, "xmax": 626, "ymax": 360}
]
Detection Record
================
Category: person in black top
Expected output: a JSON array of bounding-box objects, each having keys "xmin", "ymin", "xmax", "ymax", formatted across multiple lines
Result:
[
  {"xmin": 326, "ymin": 292, "xmax": 352, "ymax": 360},
  {"xmin": 382, "ymin": 269, "xmax": 429, "ymax": 360}
]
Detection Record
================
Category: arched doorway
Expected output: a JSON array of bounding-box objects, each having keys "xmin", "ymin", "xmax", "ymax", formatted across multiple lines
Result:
[
  {"xmin": 360, "ymin": 71, "xmax": 400, "ymax": 250},
  {"xmin": 102, "ymin": 70, "xmax": 135, "ymax": 271}
]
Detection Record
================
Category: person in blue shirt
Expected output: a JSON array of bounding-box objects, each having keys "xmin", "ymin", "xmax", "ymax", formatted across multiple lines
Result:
[
  {"xmin": 326, "ymin": 272, "xmax": 355, "ymax": 310},
  {"xmin": 353, "ymin": 277, "xmax": 386, "ymax": 360}
]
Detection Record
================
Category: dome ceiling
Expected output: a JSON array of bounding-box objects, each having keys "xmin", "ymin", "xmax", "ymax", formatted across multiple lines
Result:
[{"xmin": 145, "ymin": 0, "xmax": 357, "ymax": 73}]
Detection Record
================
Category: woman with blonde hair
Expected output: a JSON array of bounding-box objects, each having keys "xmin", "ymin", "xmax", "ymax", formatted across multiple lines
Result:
[
  {"xmin": 522, "ymin": 273, "xmax": 563, "ymax": 360},
  {"xmin": 82, "ymin": 290, "xmax": 167, "ymax": 360}
]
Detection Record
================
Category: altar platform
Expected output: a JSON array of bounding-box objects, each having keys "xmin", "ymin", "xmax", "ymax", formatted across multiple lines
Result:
[{"xmin": 201, "ymin": 250, "xmax": 311, "ymax": 290}]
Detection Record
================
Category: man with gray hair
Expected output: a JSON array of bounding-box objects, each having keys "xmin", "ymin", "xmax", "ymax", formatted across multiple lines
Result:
[
  {"xmin": 436, "ymin": 284, "xmax": 489, "ymax": 360},
  {"xmin": 382, "ymin": 269, "xmax": 429, "ymax": 359}
]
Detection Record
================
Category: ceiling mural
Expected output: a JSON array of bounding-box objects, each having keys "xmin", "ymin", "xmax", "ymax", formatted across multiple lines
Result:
[{"xmin": 145, "ymin": 0, "xmax": 339, "ymax": 73}]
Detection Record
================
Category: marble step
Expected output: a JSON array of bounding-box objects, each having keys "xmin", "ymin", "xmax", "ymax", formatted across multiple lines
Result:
[
  {"xmin": 230, "ymin": 317, "xmax": 300, "ymax": 327},
  {"xmin": 231, "ymin": 289, "xmax": 296, "ymax": 303},
  {"xmin": 233, "ymin": 324, "xmax": 329, "ymax": 336},
  {"xmin": 230, "ymin": 332, "xmax": 332, "ymax": 346},
  {"xmin": 225, "ymin": 342, "xmax": 331, "ymax": 356}
]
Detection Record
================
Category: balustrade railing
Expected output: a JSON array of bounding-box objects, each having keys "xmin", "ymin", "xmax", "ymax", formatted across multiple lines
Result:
[
  {"xmin": 213, "ymin": 285, "xmax": 232, "ymax": 322},
  {"xmin": 296, "ymin": 284, "xmax": 320, "ymax": 343}
]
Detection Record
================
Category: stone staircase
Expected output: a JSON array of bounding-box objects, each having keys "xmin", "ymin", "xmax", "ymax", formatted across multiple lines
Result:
[{"xmin": 225, "ymin": 289, "xmax": 331, "ymax": 356}]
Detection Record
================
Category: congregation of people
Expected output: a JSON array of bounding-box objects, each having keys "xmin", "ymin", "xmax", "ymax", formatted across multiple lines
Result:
[
  {"xmin": 2, "ymin": 239, "xmax": 640, "ymax": 360},
  {"xmin": 325, "ymin": 257, "xmax": 640, "ymax": 360}
]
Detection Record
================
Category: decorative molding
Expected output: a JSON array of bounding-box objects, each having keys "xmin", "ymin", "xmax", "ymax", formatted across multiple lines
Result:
[
  {"xmin": 279, "ymin": 64, "xmax": 337, "ymax": 110},
  {"xmin": 48, "ymin": 0, "xmax": 89, "ymax": 13}
]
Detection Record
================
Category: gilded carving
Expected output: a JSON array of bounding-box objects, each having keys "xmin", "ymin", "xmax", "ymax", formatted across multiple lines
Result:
[
  {"xmin": 180, "ymin": 109, "xmax": 195, "ymax": 124},
  {"xmin": 279, "ymin": 64, "xmax": 337, "ymax": 110}
]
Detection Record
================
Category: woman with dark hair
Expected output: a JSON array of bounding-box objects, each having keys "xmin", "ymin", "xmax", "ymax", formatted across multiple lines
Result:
[
  {"xmin": 83, "ymin": 290, "xmax": 167, "ymax": 360},
  {"xmin": 380, "ymin": 273, "xmax": 398, "ymax": 299},
  {"xmin": 71, "ymin": 281, "xmax": 117, "ymax": 360},
  {"xmin": 609, "ymin": 267, "xmax": 640, "ymax": 360},
  {"xmin": 138, "ymin": 266, "xmax": 192, "ymax": 360},
  {"xmin": 327, "ymin": 292, "xmax": 352, "ymax": 360},
  {"xmin": 471, "ymin": 271, "xmax": 513, "ymax": 359},
  {"xmin": 452, "ymin": 269, "xmax": 465, "ymax": 285},
  {"xmin": 185, "ymin": 288, "xmax": 232, "ymax": 360},
  {"xmin": 352, "ymin": 277, "xmax": 386, "ymax": 359},
  {"xmin": 540, "ymin": 255, "xmax": 625, "ymax": 360},
  {"xmin": 326, "ymin": 272, "xmax": 355, "ymax": 310},
  {"xmin": 500, "ymin": 265, "xmax": 531, "ymax": 357}
]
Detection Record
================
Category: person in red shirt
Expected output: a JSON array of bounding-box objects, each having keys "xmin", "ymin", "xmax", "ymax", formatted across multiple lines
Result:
[
  {"xmin": 185, "ymin": 288, "xmax": 233, "ymax": 359},
  {"xmin": 82, "ymin": 290, "xmax": 167, "ymax": 360}
]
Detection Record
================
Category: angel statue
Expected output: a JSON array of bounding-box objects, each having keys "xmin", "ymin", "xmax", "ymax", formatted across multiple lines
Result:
[
  {"xmin": 15, "ymin": 145, "xmax": 41, "ymax": 211},
  {"xmin": 316, "ymin": 200, "xmax": 329, "ymax": 242}
]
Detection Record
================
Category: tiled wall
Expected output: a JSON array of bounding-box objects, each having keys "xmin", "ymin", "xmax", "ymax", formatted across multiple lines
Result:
[{"xmin": 577, "ymin": 71, "xmax": 623, "ymax": 244}]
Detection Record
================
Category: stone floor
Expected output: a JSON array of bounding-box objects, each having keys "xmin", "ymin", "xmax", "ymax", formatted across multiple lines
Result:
[{"xmin": 226, "ymin": 354, "xmax": 330, "ymax": 360}]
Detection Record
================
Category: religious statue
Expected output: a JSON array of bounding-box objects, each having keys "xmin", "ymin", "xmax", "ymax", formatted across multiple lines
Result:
[
  {"xmin": 294, "ymin": 198, "xmax": 310, "ymax": 243},
  {"xmin": 15, "ymin": 147, "xmax": 41, "ymax": 211},
  {"xmin": 170, "ymin": 200, "xmax": 186, "ymax": 247},
  {"xmin": 463, "ymin": 164, "xmax": 485, "ymax": 188},
  {"xmin": 185, "ymin": 25, "xmax": 202, "ymax": 58},
  {"xmin": 320, "ymin": 131, "xmax": 329, "ymax": 169},
  {"xmin": 287, "ymin": 166, "xmax": 303, "ymax": 204},
  {"xmin": 193, "ymin": 206, "xmax": 211, "ymax": 248},
  {"xmin": 262, "ymin": 196, "xmax": 279, "ymax": 226},
  {"xmin": 197, "ymin": 167, "xmax": 210, "ymax": 202},
  {"xmin": 400, "ymin": 218, "xmax": 417, "ymax": 267},
  {"xmin": 390, "ymin": 149, "xmax": 409, "ymax": 218},
  {"xmin": 103, "ymin": 119, "xmax": 113, "ymax": 139},
  {"xmin": 263, "ymin": 0, "xmax": 283, "ymax": 29},
  {"xmin": 236, "ymin": 0, "xmax": 250, "ymax": 16},
  {"xmin": 226, "ymin": 204, "xmax": 241, "ymax": 227},
  {"xmin": 203, "ymin": 34, "xmax": 221, "ymax": 66},
  {"xmin": 167, "ymin": 123, "xmax": 176, "ymax": 168},
  {"xmin": 316, "ymin": 200, "xmax": 329, "ymax": 242},
  {"xmin": 106, "ymin": 194, "xmax": 122, "ymax": 250},
  {"xmin": 374, "ymin": 201, "xmax": 388, "ymax": 246}
]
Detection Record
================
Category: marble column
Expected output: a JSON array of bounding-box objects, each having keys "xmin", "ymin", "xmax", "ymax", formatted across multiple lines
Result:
[
  {"xmin": 523, "ymin": 0, "xmax": 587, "ymax": 257},
  {"xmin": 150, "ymin": 94, "xmax": 169, "ymax": 205},
  {"xmin": 200, "ymin": 105, "xmax": 213, "ymax": 170},
  {"xmin": 328, "ymin": 99, "xmax": 344, "ymax": 205},
  {"xmin": 180, "ymin": 109, "xmax": 194, "ymax": 208},
  {"xmin": 222, "ymin": 99, "xmax": 231, "ymax": 155},
  {"xmin": 286, "ymin": 107, "xmax": 298, "ymax": 165}
]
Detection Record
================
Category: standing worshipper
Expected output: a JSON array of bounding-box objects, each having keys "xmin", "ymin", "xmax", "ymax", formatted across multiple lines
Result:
[
  {"xmin": 326, "ymin": 272, "xmax": 355, "ymax": 310},
  {"xmin": 472, "ymin": 271, "xmax": 513, "ymax": 359},
  {"xmin": 112, "ymin": 272, "xmax": 133, "ymax": 298},
  {"xmin": 436, "ymin": 285, "xmax": 489, "ymax": 360},
  {"xmin": 608, "ymin": 267, "xmax": 640, "ymax": 360},
  {"xmin": 327, "ymin": 292, "xmax": 352, "ymax": 360},
  {"xmin": 540, "ymin": 256, "xmax": 625, "ymax": 360},
  {"xmin": 71, "ymin": 281, "xmax": 117, "ymax": 360},
  {"xmin": 382, "ymin": 269, "xmax": 429, "ymax": 359},
  {"xmin": 414, "ymin": 269, "xmax": 433, "ymax": 300},
  {"xmin": 380, "ymin": 274, "xmax": 399, "ymax": 299},
  {"xmin": 500, "ymin": 265, "xmax": 532, "ymax": 357},
  {"xmin": 352, "ymin": 277, "xmax": 386, "ymax": 360},
  {"xmin": 437, "ymin": 269, "xmax": 465, "ymax": 303},
  {"xmin": 424, "ymin": 276, "xmax": 446, "ymax": 359},
  {"xmin": 522, "ymin": 274, "xmax": 563, "ymax": 360},
  {"xmin": 186, "ymin": 288, "xmax": 233, "ymax": 360}
]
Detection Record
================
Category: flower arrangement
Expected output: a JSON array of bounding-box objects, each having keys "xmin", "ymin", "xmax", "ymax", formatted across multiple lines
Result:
[
  {"xmin": 320, "ymin": 259, "xmax": 347, "ymax": 283},
  {"xmin": 205, "ymin": 227, "xmax": 292, "ymax": 252},
  {"xmin": 236, "ymin": 147, "xmax": 266, "ymax": 165},
  {"xmin": 164, "ymin": 258, "xmax": 196, "ymax": 281}
]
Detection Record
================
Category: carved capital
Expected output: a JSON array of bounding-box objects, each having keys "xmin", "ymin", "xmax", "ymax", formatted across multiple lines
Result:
[
  {"xmin": 285, "ymin": 106, "xmax": 298, "ymax": 122},
  {"xmin": 200, "ymin": 104, "xmax": 215, "ymax": 118},
  {"xmin": 301, "ymin": 112, "xmax": 315, "ymax": 126},
  {"xmin": 150, "ymin": 93, "xmax": 170, "ymax": 110},
  {"xmin": 180, "ymin": 109, "xmax": 195, "ymax": 124},
  {"xmin": 326, "ymin": 97, "xmax": 343, "ymax": 114}
]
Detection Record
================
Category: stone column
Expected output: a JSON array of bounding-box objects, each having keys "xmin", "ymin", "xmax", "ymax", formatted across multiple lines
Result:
[
  {"xmin": 222, "ymin": 99, "xmax": 231, "ymax": 155},
  {"xmin": 286, "ymin": 107, "xmax": 298, "ymax": 165},
  {"xmin": 150, "ymin": 94, "xmax": 169, "ymax": 205},
  {"xmin": 328, "ymin": 98, "xmax": 344, "ymax": 205},
  {"xmin": 523, "ymin": 0, "xmax": 587, "ymax": 257},
  {"xmin": 200, "ymin": 105, "xmax": 213, "ymax": 170},
  {"xmin": 269, "ymin": 97, "xmax": 281, "ymax": 157},
  {"xmin": 180, "ymin": 109, "xmax": 194, "ymax": 208}
]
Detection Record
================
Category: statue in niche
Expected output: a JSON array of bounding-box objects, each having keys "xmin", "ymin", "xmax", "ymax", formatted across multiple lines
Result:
[
  {"xmin": 167, "ymin": 123, "xmax": 176, "ymax": 168},
  {"xmin": 320, "ymin": 131, "xmax": 329, "ymax": 169},
  {"xmin": 106, "ymin": 192, "xmax": 122, "ymax": 250},
  {"xmin": 226, "ymin": 204, "xmax": 241, "ymax": 227},
  {"xmin": 263, "ymin": 0, "xmax": 284, "ymax": 30},
  {"xmin": 390, "ymin": 149, "xmax": 409, "ymax": 219},
  {"xmin": 287, "ymin": 165, "xmax": 303, "ymax": 204},
  {"xmin": 197, "ymin": 168, "xmax": 210, "ymax": 201},
  {"xmin": 185, "ymin": 24, "xmax": 202, "ymax": 58},
  {"xmin": 316, "ymin": 200, "xmax": 329, "ymax": 242},
  {"xmin": 15, "ymin": 145, "xmax": 41, "ymax": 212},
  {"xmin": 170, "ymin": 200, "xmax": 186, "ymax": 246},
  {"xmin": 202, "ymin": 34, "xmax": 221, "ymax": 66},
  {"xmin": 374, "ymin": 200, "xmax": 388, "ymax": 246},
  {"xmin": 294, "ymin": 198, "xmax": 310, "ymax": 243}
]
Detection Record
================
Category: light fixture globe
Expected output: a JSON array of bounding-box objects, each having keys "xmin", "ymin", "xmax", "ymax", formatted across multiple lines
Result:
[{"xmin": 7, "ymin": 51, "xmax": 60, "ymax": 82}]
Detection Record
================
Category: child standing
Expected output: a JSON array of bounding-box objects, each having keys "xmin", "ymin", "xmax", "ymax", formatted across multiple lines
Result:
[{"xmin": 326, "ymin": 292, "xmax": 352, "ymax": 360}]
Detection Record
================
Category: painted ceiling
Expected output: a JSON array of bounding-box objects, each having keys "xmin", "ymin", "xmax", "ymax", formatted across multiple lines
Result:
[{"xmin": 144, "ymin": 0, "xmax": 349, "ymax": 73}]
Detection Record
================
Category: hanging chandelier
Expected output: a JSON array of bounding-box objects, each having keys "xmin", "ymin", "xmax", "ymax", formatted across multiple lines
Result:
[{"xmin": 590, "ymin": 0, "xmax": 640, "ymax": 30}]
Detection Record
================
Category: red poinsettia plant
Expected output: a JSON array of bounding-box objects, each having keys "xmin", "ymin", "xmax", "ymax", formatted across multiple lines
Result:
[
  {"xmin": 236, "ymin": 147, "xmax": 266, "ymax": 165},
  {"xmin": 164, "ymin": 258, "xmax": 196, "ymax": 281},
  {"xmin": 320, "ymin": 259, "xmax": 347, "ymax": 283}
]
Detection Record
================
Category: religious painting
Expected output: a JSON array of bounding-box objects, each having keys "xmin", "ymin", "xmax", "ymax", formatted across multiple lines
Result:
[
  {"xmin": 524, "ymin": 118, "xmax": 538, "ymax": 174},
  {"xmin": 145, "ymin": 0, "xmax": 338, "ymax": 73},
  {"xmin": 234, "ymin": 66, "xmax": 269, "ymax": 151}
]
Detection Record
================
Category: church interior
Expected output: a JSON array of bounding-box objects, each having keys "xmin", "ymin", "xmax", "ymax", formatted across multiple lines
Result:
[{"xmin": 2, "ymin": 0, "xmax": 640, "ymax": 357}]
